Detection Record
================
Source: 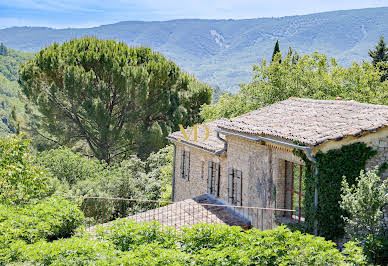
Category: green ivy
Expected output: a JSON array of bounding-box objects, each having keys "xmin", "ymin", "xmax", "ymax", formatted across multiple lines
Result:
[{"xmin": 295, "ymin": 142, "xmax": 377, "ymax": 240}]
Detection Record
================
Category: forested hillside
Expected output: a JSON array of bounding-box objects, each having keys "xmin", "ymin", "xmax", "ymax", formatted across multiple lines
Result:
[
  {"xmin": 0, "ymin": 46, "xmax": 32, "ymax": 135},
  {"xmin": 1, "ymin": 7, "xmax": 388, "ymax": 91}
]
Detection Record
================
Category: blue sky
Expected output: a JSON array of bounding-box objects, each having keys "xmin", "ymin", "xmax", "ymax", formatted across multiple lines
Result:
[{"xmin": 1, "ymin": 0, "xmax": 388, "ymax": 28}]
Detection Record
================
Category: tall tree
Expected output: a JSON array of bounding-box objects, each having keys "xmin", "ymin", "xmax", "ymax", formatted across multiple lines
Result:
[
  {"xmin": 368, "ymin": 36, "xmax": 388, "ymax": 65},
  {"xmin": 18, "ymin": 37, "xmax": 212, "ymax": 162},
  {"xmin": 201, "ymin": 52, "xmax": 388, "ymax": 121},
  {"xmin": 271, "ymin": 40, "xmax": 281, "ymax": 62},
  {"xmin": 0, "ymin": 43, "xmax": 7, "ymax": 56},
  {"xmin": 368, "ymin": 36, "xmax": 388, "ymax": 82}
]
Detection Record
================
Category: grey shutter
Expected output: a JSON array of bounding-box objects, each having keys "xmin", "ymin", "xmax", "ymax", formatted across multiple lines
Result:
[
  {"xmin": 180, "ymin": 151, "xmax": 185, "ymax": 179},
  {"xmin": 215, "ymin": 163, "xmax": 220, "ymax": 197},
  {"xmin": 236, "ymin": 170, "xmax": 242, "ymax": 206},
  {"xmin": 207, "ymin": 161, "xmax": 213, "ymax": 194},
  {"xmin": 185, "ymin": 151, "xmax": 190, "ymax": 181},
  {"xmin": 228, "ymin": 168, "xmax": 234, "ymax": 204}
]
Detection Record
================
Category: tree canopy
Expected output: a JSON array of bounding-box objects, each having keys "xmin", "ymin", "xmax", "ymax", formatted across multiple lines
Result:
[
  {"xmin": 18, "ymin": 37, "xmax": 212, "ymax": 162},
  {"xmin": 271, "ymin": 40, "xmax": 280, "ymax": 62},
  {"xmin": 201, "ymin": 51, "xmax": 388, "ymax": 121},
  {"xmin": 368, "ymin": 36, "xmax": 388, "ymax": 66}
]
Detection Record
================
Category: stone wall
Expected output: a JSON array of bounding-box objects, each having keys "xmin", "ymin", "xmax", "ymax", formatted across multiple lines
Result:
[
  {"xmin": 365, "ymin": 136, "xmax": 388, "ymax": 179},
  {"xmin": 173, "ymin": 143, "xmax": 226, "ymax": 202},
  {"xmin": 172, "ymin": 132, "xmax": 388, "ymax": 230}
]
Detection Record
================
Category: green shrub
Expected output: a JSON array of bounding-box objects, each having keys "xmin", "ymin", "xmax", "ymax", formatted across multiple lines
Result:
[
  {"xmin": 3, "ymin": 214, "xmax": 366, "ymax": 265},
  {"xmin": 179, "ymin": 223, "xmax": 244, "ymax": 252},
  {"xmin": 0, "ymin": 135, "xmax": 52, "ymax": 204},
  {"xmin": 20, "ymin": 237, "xmax": 119, "ymax": 265},
  {"xmin": 96, "ymin": 219, "xmax": 177, "ymax": 251},
  {"xmin": 112, "ymin": 244, "xmax": 191, "ymax": 265},
  {"xmin": 341, "ymin": 167, "xmax": 388, "ymax": 264},
  {"xmin": 38, "ymin": 147, "xmax": 107, "ymax": 186},
  {"xmin": 0, "ymin": 197, "xmax": 84, "ymax": 243}
]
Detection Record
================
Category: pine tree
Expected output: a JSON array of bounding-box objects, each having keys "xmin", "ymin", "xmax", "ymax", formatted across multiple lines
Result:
[
  {"xmin": 368, "ymin": 36, "xmax": 388, "ymax": 81},
  {"xmin": 271, "ymin": 40, "xmax": 281, "ymax": 62},
  {"xmin": 0, "ymin": 43, "xmax": 7, "ymax": 56},
  {"xmin": 368, "ymin": 36, "xmax": 388, "ymax": 65}
]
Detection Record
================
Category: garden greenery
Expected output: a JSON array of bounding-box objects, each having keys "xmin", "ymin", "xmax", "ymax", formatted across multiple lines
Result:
[
  {"xmin": 294, "ymin": 142, "xmax": 377, "ymax": 240},
  {"xmin": 0, "ymin": 136, "xmax": 52, "ymax": 204},
  {"xmin": 341, "ymin": 167, "xmax": 388, "ymax": 264},
  {"xmin": 5, "ymin": 220, "xmax": 366, "ymax": 265}
]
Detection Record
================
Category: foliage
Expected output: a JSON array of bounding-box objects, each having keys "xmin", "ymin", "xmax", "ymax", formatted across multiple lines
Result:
[
  {"xmin": 368, "ymin": 36, "xmax": 388, "ymax": 82},
  {"xmin": 294, "ymin": 142, "xmax": 377, "ymax": 241},
  {"xmin": 271, "ymin": 40, "xmax": 281, "ymax": 62},
  {"xmin": 201, "ymin": 51, "xmax": 388, "ymax": 121},
  {"xmin": 7, "ymin": 221, "xmax": 366, "ymax": 265},
  {"xmin": 145, "ymin": 145, "xmax": 174, "ymax": 201},
  {"xmin": 38, "ymin": 147, "xmax": 107, "ymax": 186},
  {"xmin": 0, "ymin": 47, "xmax": 33, "ymax": 136},
  {"xmin": 0, "ymin": 43, "xmax": 7, "ymax": 57},
  {"xmin": 37, "ymin": 146, "xmax": 173, "ymax": 223},
  {"xmin": 340, "ymin": 167, "xmax": 388, "ymax": 264},
  {"xmin": 19, "ymin": 237, "xmax": 119, "ymax": 265},
  {"xmin": 0, "ymin": 197, "xmax": 84, "ymax": 264},
  {"xmin": 18, "ymin": 37, "xmax": 212, "ymax": 162},
  {"xmin": 96, "ymin": 220, "xmax": 177, "ymax": 251},
  {"xmin": 0, "ymin": 135, "xmax": 52, "ymax": 204},
  {"xmin": 369, "ymin": 36, "xmax": 388, "ymax": 65}
]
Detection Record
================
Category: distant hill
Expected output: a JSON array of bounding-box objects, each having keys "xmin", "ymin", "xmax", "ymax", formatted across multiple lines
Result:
[
  {"xmin": 1, "ymin": 7, "xmax": 388, "ymax": 91},
  {"xmin": 0, "ymin": 46, "xmax": 33, "ymax": 135}
]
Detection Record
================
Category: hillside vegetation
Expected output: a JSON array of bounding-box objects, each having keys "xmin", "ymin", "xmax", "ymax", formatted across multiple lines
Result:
[
  {"xmin": 1, "ymin": 7, "xmax": 388, "ymax": 91},
  {"xmin": 0, "ymin": 47, "xmax": 33, "ymax": 135}
]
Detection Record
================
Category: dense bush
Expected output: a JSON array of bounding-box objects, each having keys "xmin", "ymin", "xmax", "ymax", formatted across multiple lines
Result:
[
  {"xmin": 341, "ymin": 167, "xmax": 388, "ymax": 264},
  {"xmin": 6, "ymin": 221, "xmax": 366, "ymax": 265},
  {"xmin": 39, "ymin": 147, "xmax": 107, "ymax": 186},
  {"xmin": 0, "ymin": 136, "xmax": 52, "ymax": 204},
  {"xmin": 0, "ymin": 197, "xmax": 84, "ymax": 243},
  {"xmin": 0, "ymin": 197, "xmax": 84, "ymax": 264}
]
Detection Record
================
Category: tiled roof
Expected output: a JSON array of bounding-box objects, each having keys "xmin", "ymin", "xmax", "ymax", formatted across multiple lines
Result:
[
  {"xmin": 168, "ymin": 119, "xmax": 226, "ymax": 152},
  {"xmin": 89, "ymin": 194, "xmax": 251, "ymax": 231},
  {"xmin": 127, "ymin": 194, "xmax": 251, "ymax": 229},
  {"xmin": 218, "ymin": 98, "xmax": 388, "ymax": 146},
  {"xmin": 168, "ymin": 98, "xmax": 388, "ymax": 151}
]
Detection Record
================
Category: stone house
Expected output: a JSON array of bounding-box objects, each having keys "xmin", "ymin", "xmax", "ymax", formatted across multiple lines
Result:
[{"xmin": 167, "ymin": 98, "xmax": 388, "ymax": 231}]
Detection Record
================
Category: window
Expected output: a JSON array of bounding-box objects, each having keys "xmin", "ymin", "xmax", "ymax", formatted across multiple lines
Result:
[
  {"xmin": 228, "ymin": 168, "xmax": 242, "ymax": 206},
  {"xmin": 200, "ymin": 161, "xmax": 205, "ymax": 179},
  {"xmin": 207, "ymin": 161, "xmax": 220, "ymax": 197},
  {"xmin": 180, "ymin": 150, "xmax": 190, "ymax": 180},
  {"xmin": 284, "ymin": 162, "xmax": 305, "ymax": 222}
]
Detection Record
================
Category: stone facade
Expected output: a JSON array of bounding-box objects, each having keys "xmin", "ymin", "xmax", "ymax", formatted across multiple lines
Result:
[{"xmin": 172, "ymin": 129, "xmax": 388, "ymax": 230}]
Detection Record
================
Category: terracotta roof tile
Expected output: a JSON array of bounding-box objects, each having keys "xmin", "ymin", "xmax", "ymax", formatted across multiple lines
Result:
[
  {"xmin": 218, "ymin": 98, "xmax": 388, "ymax": 146},
  {"xmin": 168, "ymin": 98, "xmax": 388, "ymax": 151}
]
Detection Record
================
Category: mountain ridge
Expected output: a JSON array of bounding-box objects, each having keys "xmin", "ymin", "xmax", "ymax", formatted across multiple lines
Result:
[{"xmin": 1, "ymin": 7, "xmax": 388, "ymax": 91}]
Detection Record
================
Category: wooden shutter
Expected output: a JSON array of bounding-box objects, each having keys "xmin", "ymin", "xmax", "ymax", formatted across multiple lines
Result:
[
  {"xmin": 215, "ymin": 163, "xmax": 220, "ymax": 197},
  {"xmin": 180, "ymin": 151, "xmax": 185, "ymax": 179},
  {"xmin": 185, "ymin": 151, "xmax": 190, "ymax": 181},
  {"xmin": 236, "ymin": 170, "xmax": 242, "ymax": 206},
  {"xmin": 228, "ymin": 168, "xmax": 234, "ymax": 204},
  {"xmin": 207, "ymin": 161, "xmax": 213, "ymax": 194}
]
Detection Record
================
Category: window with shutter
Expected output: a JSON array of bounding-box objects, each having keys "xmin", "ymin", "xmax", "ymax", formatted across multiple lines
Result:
[
  {"xmin": 180, "ymin": 150, "xmax": 190, "ymax": 181},
  {"xmin": 228, "ymin": 168, "xmax": 242, "ymax": 206},
  {"xmin": 207, "ymin": 161, "xmax": 220, "ymax": 197}
]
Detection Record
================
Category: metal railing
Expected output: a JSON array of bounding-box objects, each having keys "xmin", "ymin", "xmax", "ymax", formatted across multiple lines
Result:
[{"xmin": 67, "ymin": 196, "xmax": 298, "ymax": 231}]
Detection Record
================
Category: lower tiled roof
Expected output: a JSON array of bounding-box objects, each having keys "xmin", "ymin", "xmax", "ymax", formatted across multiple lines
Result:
[{"xmin": 127, "ymin": 194, "xmax": 252, "ymax": 229}]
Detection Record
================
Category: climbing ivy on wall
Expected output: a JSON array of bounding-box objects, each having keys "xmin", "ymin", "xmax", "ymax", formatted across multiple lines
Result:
[{"xmin": 294, "ymin": 142, "xmax": 377, "ymax": 241}]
